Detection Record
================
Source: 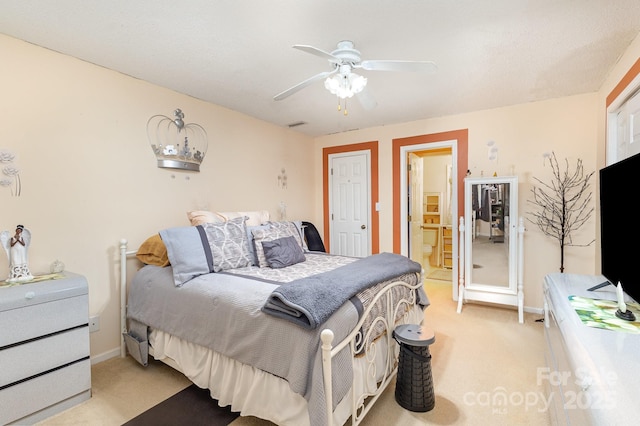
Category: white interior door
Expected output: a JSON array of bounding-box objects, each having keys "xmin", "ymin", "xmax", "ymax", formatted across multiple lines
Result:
[
  {"xmin": 409, "ymin": 153, "xmax": 424, "ymax": 265},
  {"xmin": 329, "ymin": 151, "xmax": 371, "ymax": 257}
]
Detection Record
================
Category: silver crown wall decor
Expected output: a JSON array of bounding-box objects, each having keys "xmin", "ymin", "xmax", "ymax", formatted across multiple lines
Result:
[{"xmin": 147, "ymin": 109, "xmax": 208, "ymax": 171}]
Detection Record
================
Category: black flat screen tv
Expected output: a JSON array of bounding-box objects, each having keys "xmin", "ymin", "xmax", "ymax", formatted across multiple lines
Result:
[{"xmin": 599, "ymin": 152, "xmax": 640, "ymax": 302}]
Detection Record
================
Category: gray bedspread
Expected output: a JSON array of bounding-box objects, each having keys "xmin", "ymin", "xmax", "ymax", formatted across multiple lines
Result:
[
  {"xmin": 262, "ymin": 252, "xmax": 422, "ymax": 329},
  {"xmin": 126, "ymin": 253, "xmax": 423, "ymax": 426}
]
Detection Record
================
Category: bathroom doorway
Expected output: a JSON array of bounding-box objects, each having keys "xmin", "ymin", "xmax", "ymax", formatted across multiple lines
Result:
[
  {"xmin": 393, "ymin": 129, "xmax": 468, "ymax": 302},
  {"xmin": 414, "ymin": 149, "xmax": 454, "ymax": 283}
]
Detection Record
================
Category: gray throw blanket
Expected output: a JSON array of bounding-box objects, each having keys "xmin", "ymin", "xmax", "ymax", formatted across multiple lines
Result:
[{"xmin": 262, "ymin": 252, "xmax": 422, "ymax": 329}]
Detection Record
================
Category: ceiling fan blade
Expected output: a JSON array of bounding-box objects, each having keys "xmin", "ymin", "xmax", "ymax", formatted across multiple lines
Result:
[
  {"xmin": 356, "ymin": 87, "xmax": 377, "ymax": 111},
  {"xmin": 273, "ymin": 70, "xmax": 336, "ymax": 101},
  {"xmin": 293, "ymin": 44, "xmax": 340, "ymax": 62},
  {"xmin": 360, "ymin": 60, "xmax": 437, "ymax": 73}
]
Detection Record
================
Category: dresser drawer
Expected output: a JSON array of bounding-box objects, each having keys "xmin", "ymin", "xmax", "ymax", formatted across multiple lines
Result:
[
  {"xmin": 0, "ymin": 358, "xmax": 91, "ymax": 425},
  {"xmin": 544, "ymin": 298, "xmax": 568, "ymax": 425},
  {"xmin": 0, "ymin": 294, "xmax": 88, "ymax": 346},
  {"xmin": 0, "ymin": 326, "xmax": 89, "ymax": 387},
  {"xmin": 0, "ymin": 273, "xmax": 87, "ymax": 312},
  {"xmin": 0, "ymin": 272, "xmax": 90, "ymax": 424}
]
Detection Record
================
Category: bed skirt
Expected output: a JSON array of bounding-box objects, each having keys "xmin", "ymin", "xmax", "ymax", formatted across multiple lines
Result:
[{"xmin": 148, "ymin": 304, "xmax": 424, "ymax": 426}]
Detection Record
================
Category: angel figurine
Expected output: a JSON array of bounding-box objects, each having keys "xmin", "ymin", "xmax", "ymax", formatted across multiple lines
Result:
[{"xmin": 1, "ymin": 225, "xmax": 34, "ymax": 283}]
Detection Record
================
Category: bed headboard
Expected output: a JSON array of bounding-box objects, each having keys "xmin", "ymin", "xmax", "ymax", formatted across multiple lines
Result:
[{"xmin": 119, "ymin": 239, "xmax": 138, "ymax": 358}]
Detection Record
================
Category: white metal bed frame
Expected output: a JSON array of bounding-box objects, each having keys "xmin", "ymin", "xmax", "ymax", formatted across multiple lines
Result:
[{"xmin": 118, "ymin": 238, "xmax": 424, "ymax": 426}]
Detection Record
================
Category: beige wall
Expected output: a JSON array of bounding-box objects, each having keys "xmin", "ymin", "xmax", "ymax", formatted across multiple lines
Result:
[
  {"xmin": 314, "ymin": 94, "xmax": 599, "ymax": 311},
  {"xmin": 3, "ymin": 29, "xmax": 639, "ymax": 361},
  {"xmin": 311, "ymin": 29, "xmax": 635, "ymax": 311},
  {"xmin": 0, "ymin": 35, "xmax": 314, "ymax": 360},
  {"xmin": 423, "ymin": 154, "xmax": 453, "ymax": 226}
]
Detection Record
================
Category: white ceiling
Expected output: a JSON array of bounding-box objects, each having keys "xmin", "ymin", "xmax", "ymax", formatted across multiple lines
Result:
[{"xmin": 2, "ymin": 1, "xmax": 640, "ymax": 137}]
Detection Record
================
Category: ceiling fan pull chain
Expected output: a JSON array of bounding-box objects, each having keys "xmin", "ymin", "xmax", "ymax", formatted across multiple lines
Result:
[{"xmin": 336, "ymin": 97, "xmax": 348, "ymax": 116}]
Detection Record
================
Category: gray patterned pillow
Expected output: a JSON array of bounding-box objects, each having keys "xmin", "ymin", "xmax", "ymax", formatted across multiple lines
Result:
[
  {"xmin": 246, "ymin": 224, "xmax": 270, "ymax": 266},
  {"xmin": 203, "ymin": 216, "xmax": 252, "ymax": 272},
  {"xmin": 252, "ymin": 224, "xmax": 303, "ymax": 268},
  {"xmin": 264, "ymin": 221, "xmax": 307, "ymax": 250}
]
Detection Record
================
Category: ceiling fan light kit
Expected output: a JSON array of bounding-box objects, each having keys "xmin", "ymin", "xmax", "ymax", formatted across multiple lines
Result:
[
  {"xmin": 324, "ymin": 69, "xmax": 367, "ymax": 99},
  {"xmin": 274, "ymin": 40, "xmax": 437, "ymax": 114},
  {"xmin": 325, "ymin": 73, "xmax": 366, "ymax": 116}
]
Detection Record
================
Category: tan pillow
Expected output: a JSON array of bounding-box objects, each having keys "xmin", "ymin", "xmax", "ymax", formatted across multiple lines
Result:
[
  {"xmin": 187, "ymin": 210, "xmax": 270, "ymax": 227},
  {"xmin": 186, "ymin": 210, "xmax": 226, "ymax": 226},
  {"xmin": 136, "ymin": 234, "xmax": 170, "ymax": 267},
  {"xmin": 217, "ymin": 210, "xmax": 270, "ymax": 226}
]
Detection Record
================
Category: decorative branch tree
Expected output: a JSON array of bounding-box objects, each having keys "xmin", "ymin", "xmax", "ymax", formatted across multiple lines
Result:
[{"xmin": 527, "ymin": 152, "xmax": 595, "ymax": 272}]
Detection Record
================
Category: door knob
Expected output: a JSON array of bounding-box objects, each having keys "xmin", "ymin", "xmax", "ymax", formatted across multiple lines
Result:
[{"xmin": 361, "ymin": 224, "xmax": 366, "ymax": 229}]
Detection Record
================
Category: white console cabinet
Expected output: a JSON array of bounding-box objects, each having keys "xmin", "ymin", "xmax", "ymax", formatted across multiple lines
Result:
[
  {"xmin": 0, "ymin": 272, "xmax": 91, "ymax": 425},
  {"xmin": 543, "ymin": 273, "xmax": 640, "ymax": 425}
]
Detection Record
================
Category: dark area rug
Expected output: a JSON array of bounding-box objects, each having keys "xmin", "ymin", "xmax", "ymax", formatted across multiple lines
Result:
[{"xmin": 123, "ymin": 384, "xmax": 239, "ymax": 426}]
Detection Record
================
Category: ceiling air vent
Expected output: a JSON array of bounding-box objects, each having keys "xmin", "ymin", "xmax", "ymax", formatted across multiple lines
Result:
[{"xmin": 287, "ymin": 121, "xmax": 307, "ymax": 128}]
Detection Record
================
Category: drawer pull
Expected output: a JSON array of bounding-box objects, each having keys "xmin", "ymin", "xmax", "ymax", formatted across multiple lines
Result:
[{"xmin": 24, "ymin": 291, "xmax": 35, "ymax": 300}]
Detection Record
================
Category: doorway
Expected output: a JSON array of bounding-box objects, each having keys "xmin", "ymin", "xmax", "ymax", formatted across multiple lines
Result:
[
  {"xmin": 322, "ymin": 142, "xmax": 380, "ymax": 255},
  {"xmin": 393, "ymin": 130, "xmax": 469, "ymax": 301},
  {"xmin": 416, "ymin": 150, "xmax": 455, "ymax": 282}
]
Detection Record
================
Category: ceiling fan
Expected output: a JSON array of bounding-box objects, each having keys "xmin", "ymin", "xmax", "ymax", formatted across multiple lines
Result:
[{"xmin": 273, "ymin": 40, "xmax": 437, "ymax": 110}]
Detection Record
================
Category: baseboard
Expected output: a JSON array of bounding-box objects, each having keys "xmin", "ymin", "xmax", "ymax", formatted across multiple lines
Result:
[
  {"xmin": 457, "ymin": 299, "xmax": 544, "ymax": 317},
  {"xmin": 525, "ymin": 306, "xmax": 544, "ymax": 315},
  {"xmin": 90, "ymin": 347, "xmax": 121, "ymax": 365}
]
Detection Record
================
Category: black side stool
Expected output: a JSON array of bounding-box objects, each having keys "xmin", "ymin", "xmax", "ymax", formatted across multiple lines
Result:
[{"xmin": 393, "ymin": 324, "xmax": 436, "ymax": 412}]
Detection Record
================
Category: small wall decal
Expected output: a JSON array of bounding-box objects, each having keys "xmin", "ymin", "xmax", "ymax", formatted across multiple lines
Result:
[{"xmin": 0, "ymin": 149, "xmax": 22, "ymax": 197}]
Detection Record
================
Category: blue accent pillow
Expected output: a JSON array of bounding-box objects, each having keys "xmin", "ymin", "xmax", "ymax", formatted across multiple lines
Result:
[{"xmin": 160, "ymin": 225, "xmax": 213, "ymax": 286}]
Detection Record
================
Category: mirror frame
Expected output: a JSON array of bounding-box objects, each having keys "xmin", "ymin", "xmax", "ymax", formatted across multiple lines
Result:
[{"xmin": 462, "ymin": 176, "xmax": 520, "ymax": 299}]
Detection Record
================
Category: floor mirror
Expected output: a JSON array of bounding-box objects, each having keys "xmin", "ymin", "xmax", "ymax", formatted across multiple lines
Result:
[{"xmin": 456, "ymin": 175, "xmax": 525, "ymax": 323}]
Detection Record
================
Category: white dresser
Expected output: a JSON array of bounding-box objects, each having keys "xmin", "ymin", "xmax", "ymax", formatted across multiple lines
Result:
[
  {"xmin": 0, "ymin": 272, "xmax": 91, "ymax": 425},
  {"xmin": 543, "ymin": 273, "xmax": 640, "ymax": 425}
]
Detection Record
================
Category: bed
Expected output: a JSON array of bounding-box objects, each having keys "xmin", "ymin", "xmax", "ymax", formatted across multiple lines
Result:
[{"xmin": 119, "ymin": 210, "xmax": 427, "ymax": 426}]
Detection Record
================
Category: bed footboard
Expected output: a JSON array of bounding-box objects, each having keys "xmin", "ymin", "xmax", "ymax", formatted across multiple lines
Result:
[{"xmin": 321, "ymin": 275, "xmax": 423, "ymax": 426}]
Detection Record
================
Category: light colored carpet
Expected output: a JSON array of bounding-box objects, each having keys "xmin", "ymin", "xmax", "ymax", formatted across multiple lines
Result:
[
  {"xmin": 37, "ymin": 280, "xmax": 550, "ymax": 426},
  {"xmin": 231, "ymin": 280, "xmax": 550, "ymax": 426},
  {"xmin": 37, "ymin": 355, "xmax": 192, "ymax": 425}
]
